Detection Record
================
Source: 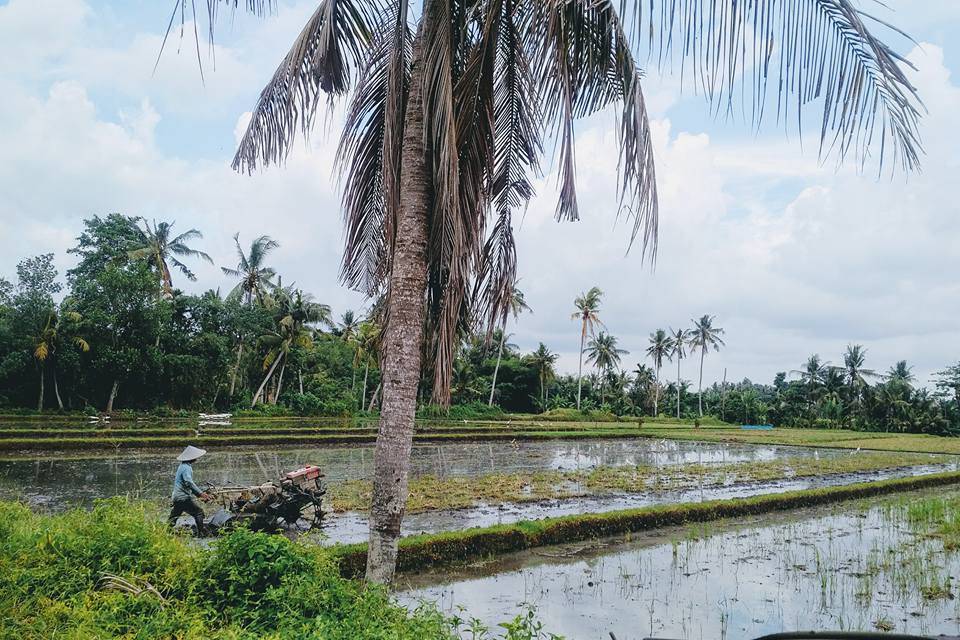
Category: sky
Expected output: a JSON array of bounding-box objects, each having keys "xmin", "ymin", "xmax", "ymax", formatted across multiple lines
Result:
[{"xmin": 1, "ymin": 0, "xmax": 958, "ymax": 389}]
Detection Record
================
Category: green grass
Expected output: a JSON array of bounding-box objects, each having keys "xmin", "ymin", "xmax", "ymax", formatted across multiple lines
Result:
[{"xmin": 0, "ymin": 498, "xmax": 557, "ymax": 640}]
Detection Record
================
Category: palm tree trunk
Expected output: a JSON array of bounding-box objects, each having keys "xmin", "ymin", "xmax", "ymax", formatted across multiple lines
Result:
[
  {"xmin": 229, "ymin": 341, "xmax": 243, "ymax": 398},
  {"xmin": 299, "ymin": 368, "xmax": 304, "ymax": 395},
  {"xmin": 37, "ymin": 366, "xmax": 44, "ymax": 412},
  {"xmin": 676, "ymin": 357, "xmax": 681, "ymax": 419},
  {"xmin": 366, "ymin": 26, "xmax": 431, "ymax": 585},
  {"xmin": 488, "ymin": 330, "xmax": 506, "ymax": 407},
  {"xmin": 576, "ymin": 325, "xmax": 586, "ymax": 410},
  {"xmin": 539, "ymin": 373, "xmax": 545, "ymax": 411},
  {"xmin": 272, "ymin": 360, "xmax": 286, "ymax": 405},
  {"xmin": 368, "ymin": 383, "xmax": 381, "ymax": 412},
  {"xmin": 53, "ymin": 365, "xmax": 64, "ymax": 410},
  {"xmin": 698, "ymin": 348, "xmax": 705, "ymax": 417},
  {"xmin": 106, "ymin": 380, "xmax": 119, "ymax": 413},
  {"xmin": 361, "ymin": 360, "xmax": 370, "ymax": 410},
  {"xmin": 653, "ymin": 365, "xmax": 660, "ymax": 417},
  {"xmin": 252, "ymin": 353, "xmax": 284, "ymax": 407}
]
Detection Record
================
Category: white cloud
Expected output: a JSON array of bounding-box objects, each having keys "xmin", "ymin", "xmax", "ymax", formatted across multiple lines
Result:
[{"xmin": 0, "ymin": 0, "xmax": 958, "ymax": 392}]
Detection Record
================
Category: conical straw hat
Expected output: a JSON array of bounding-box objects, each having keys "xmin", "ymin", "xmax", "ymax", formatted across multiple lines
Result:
[{"xmin": 177, "ymin": 445, "xmax": 207, "ymax": 462}]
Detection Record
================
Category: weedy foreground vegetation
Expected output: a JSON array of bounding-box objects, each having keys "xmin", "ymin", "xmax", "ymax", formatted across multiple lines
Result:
[{"xmin": 0, "ymin": 498, "xmax": 557, "ymax": 640}]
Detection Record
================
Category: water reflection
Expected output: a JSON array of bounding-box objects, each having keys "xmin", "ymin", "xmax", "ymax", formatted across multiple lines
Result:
[
  {"xmin": 0, "ymin": 439, "xmax": 839, "ymax": 511},
  {"xmin": 398, "ymin": 492, "xmax": 960, "ymax": 639}
]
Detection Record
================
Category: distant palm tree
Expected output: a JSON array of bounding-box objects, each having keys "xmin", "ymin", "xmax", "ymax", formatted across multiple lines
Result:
[
  {"xmin": 792, "ymin": 354, "xmax": 830, "ymax": 411},
  {"xmin": 528, "ymin": 343, "xmax": 559, "ymax": 410},
  {"xmin": 572, "ymin": 287, "xmax": 604, "ymax": 410},
  {"xmin": 489, "ymin": 286, "xmax": 530, "ymax": 406},
  {"xmin": 221, "ymin": 234, "xmax": 280, "ymax": 306},
  {"xmin": 585, "ymin": 332, "xmax": 628, "ymax": 405},
  {"xmin": 337, "ymin": 310, "xmax": 362, "ymax": 341},
  {"xmin": 355, "ymin": 321, "xmax": 381, "ymax": 410},
  {"xmin": 688, "ymin": 315, "xmax": 725, "ymax": 417},
  {"xmin": 632, "ymin": 364, "xmax": 656, "ymax": 414},
  {"xmin": 646, "ymin": 329, "xmax": 673, "ymax": 417},
  {"xmin": 128, "ymin": 220, "xmax": 212, "ymax": 296},
  {"xmin": 834, "ymin": 344, "xmax": 878, "ymax": 409},
  {"xmin": 669, "ymin": 327, "xmax": 691, "ymax": 419},
  {"xmin": 223, "ymin": 234, "xmax": 280, "ymax": 397},
  {"xmin": 887, "ymin": 360, "xmax": 915, "ymax": 386},
  {"xmin": 31, "ymin": 307, "xmax": 89, "ymax": 411},
  {"xmin": 252, "ymin": 287, "xmax": 331, "ymax": 406}
]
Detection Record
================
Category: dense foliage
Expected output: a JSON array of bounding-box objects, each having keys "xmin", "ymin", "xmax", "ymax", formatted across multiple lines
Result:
[
  {"xmin": 0, "ymin": 498, "xmax": 557, "ymax": 639},
  {"xmin": 0, "ymin": 214, "xmax": 957, "ymax": 435}
]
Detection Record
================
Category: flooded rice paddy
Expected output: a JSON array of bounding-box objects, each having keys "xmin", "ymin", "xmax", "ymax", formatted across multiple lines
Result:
[
  {"xmin": 398, "ymin": 489, "xmax": 960, "ymax": 639},
  {"xmin": 0, "ymin": 438, "xmax": 842, "ymax": 511}
]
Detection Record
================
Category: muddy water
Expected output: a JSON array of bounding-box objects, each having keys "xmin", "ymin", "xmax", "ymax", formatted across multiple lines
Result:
[
  {"xmin": 398, "ymin": 490, "xmax": 960, "ymax": 639},
  {"xmin": 0, "ymin": 439, "xmax": 837, "ymax": 510}
]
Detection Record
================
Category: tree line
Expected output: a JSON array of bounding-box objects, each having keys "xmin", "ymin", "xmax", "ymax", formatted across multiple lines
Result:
[{"xmin": 1, "ymin": 232, "xmax": 956, "ymax": 436}]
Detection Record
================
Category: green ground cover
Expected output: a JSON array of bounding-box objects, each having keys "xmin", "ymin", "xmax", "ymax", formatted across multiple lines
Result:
[
  {"xmin": 328, "ymin": 451, "xmax": 946, "ymax": 513},
  {"xmin": 0, "ymin": 499, "xmax": 550, "ymax": 640}
]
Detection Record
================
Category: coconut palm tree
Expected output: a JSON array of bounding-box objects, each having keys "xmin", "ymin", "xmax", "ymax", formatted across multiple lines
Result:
[
  {"xmin": 527, "ymin": 342, "xmax": 558, "ymax": 410},
  {"xmin": 31, "ymin": 307, "xmax": 89, "ymax": 411},
  {"xmin": 631, "ymin": 364, "xmax": 655, "ymax": 414},
  {"xmin": 835, "ymin": 344, "xmax": 878, "ymax": 410},
  {"xmin": 252, "ymin": 287, "xmax": 331, "ymax": 406},
  {"xmin": 792, "ymin": 354, "xmax": 830, "ymax": 413},
  {"xmin": 887, "ymin": 360, "xmax": 915, "ymax": 386},
  {"xmin": 585, "ymin": 332, "xmax": 628, "ymax": 405},
  {"xmin": 355, "ymin": 321, "xmax": 381, "ymax": 410},
  {"xmin": 488, "ymin": 286, "xmax": 530, "ymax": 406},
  {"xmin": 180, "ymin": 0, "xmax": 922, "ymax": 583},
  {"xmin": 688, "ymin": 315, "xmax": 725, "ymax": 417},
  {"xmin": 222, "ymin": 234, "xmax": 280, "ymax": 397},
  {"xmin": 646, "ymin": 329, "xmax": 672, "ymax": 417},
  {"xmin": 221, "ymin": 234, "xmax": 279, "ymax": 306},
  {"xmin": 128, "ymin": 220, "xmax": 213, "ymax": 296},
  {"xmin": 571, "ymin": 287, "xmax": 604, "ymax": 410},
  {"xmin": 669, "ymin": 327, "xmax": 690, "ymax": 419}
]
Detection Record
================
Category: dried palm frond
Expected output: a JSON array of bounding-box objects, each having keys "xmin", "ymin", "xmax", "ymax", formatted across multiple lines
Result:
[{"xmin": 97, "ymin": 573, "xmax": 167, "ymax": 604}]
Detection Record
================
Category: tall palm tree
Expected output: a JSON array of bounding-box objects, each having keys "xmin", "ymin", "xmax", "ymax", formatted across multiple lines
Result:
[
  {"xmin": 887, "ymin": 360, "xmax": 915, "ymax": 386},
  {"xmin": 183, "ymin": 0, "xmax": 922, "ymax": 583},
  {"xmin": 669, "ymin": 327, "xmax": 690, "ymax": 419},
  {"xmin": 835, "ymin": 343, "xmax": 878, "ymax": 410},
  {"xmin": 252, "ymin": 287, "xmax": 331, "ymax": 406},
  {"xmin": 355, "ymin": 321, "xmax": 381, "ymax": 410},
  {"xmin": 337, "ymin": 310, "xmax": 361, "ymax": 341},
  {"xmin": 585, "ymin": 332, "xmax": 628, "ymax": 405},
  {"xmin": 128, "ymin": 220, "xmax": 213, "ymax": 296},
  {"xmin": 221, "ymin": 234, "xmax": 280, "ymax": 306},
  {"xmin": 488, "ymin": 286, "xmax": 530, "ymax": 406},
  {"xmin": 31, "ymin": 307, "xmax": 89, "ymax": 411},
  {"xmin": 527, "ymin": 342, "xmax": 558, "ymax": 410},
  {"xmin": 222, "ymin": 234, "xmax": 280, "ymax": 397},
  {"xmin": 571, "ymin": 287, "xmax": 604, "ymax": 410},
  {"xmin": 792, "ymin": 354, "xmax": 830, "ymax": 412},
  {"xmin": 646, "ymin": 329, "xmax": 672, "ymax": 417},
  {"xmin": 688, "ymin": 315, "xmax": 725, "ymax": 417}
]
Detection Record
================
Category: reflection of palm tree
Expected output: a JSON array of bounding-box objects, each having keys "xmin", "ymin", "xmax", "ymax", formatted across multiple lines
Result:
[
  {"xmin": 585, "ymin": 332, "xmax": 628, "ymax": 405},
  {"xmin": 646, "ymin": 329, "xmax": 672, "ymax": 417},
  {"xmin": 527, "ymin": 343, "xmax": 559, "ymax": 410},
  {"xmin": 669, "ymin": 328, "xmax": 691, "ymax": 419},
  {"xmin": 128, "ymin": 220, "xmax": 212, "ymax": 296},
  {"xmin": 572, "ymin": 287, "xmax": 604, "ymax": 410},
  {"xmin": 688, "ymin": 315, "xmax": 725, "ymax": 417},
  {"xmin": 489, "ymin": 286, "xmax": 530, "ymax": 406}
]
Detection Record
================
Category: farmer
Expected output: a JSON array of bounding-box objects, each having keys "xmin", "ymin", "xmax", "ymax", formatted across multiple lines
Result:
[{"xmin": 168, "ymin": 445, "xmax": 212, "ymax": 536}]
